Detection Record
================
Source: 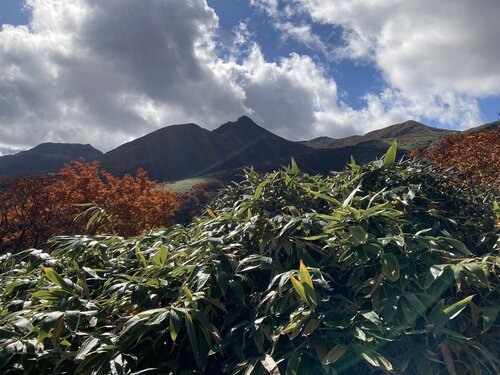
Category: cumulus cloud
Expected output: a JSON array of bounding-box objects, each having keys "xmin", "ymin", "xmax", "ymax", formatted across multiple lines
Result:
[
  {"xmin": 249, "ymin": 0, "xmax": 280, "ymax": 17},
  {"xmin": 0, "ymin": 0, "xmax": 495, "ymax": 153},
  {"xmin": 218, "ymin": 44, "xmax": 342, "ymax": 138},
  {"xmin": 274, "ymin": 21, "xmax": 329, "ymax": 55},
  {"xmin": 0, "ymin": 0, "xmax": 245, "ymax": 151},
  {"xmin": 293, "ymin": 0, "xmax": 500, "ymax": 98}
]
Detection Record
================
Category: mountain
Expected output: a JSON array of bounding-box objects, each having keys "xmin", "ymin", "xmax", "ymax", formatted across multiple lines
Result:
[
  {"xmin": 0, "ymin": 143, "xmax": 102, "ymax": 177},
  {"xmin": 3, "ymin": 117, "xmax": 496, "ymax": 183},
  {"xmin": 301, "ymin": 120, "xmax": 450, "ymax": 150},
  {"xmin": 464, "ymin": 120, "xmax": 500, "ymax": 133},
  {"xmin": 99, "ymin": 116, "xmax": 310, "ymax": 181}
]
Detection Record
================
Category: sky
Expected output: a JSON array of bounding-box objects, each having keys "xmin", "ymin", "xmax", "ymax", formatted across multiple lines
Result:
[{"xmin": 0, "ymin": 0, "xmax": 499, "ymax": 154}]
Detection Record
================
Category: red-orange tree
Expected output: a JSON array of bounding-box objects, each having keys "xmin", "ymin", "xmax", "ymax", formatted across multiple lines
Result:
[
  {"xmin": 0, "ymin": 161, "xmax": 179, "ymax": 252},
  {"xmin": 0, "ymin": 175, "xmax": 59, "ymax": 251},
  {"xmin": 408, "ymin": 128, "xmax": 500, "ymax": 191}
]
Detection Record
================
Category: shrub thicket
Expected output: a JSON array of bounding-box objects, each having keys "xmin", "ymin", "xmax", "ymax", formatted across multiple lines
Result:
[
  {"xmin": 408, "ymin": 127, "xmax": 500, "ymax": 192},
  {"xmin": 0, "ymin": 145, "xmax": 498, "ymax": 374},
  {"xmin": 0, "ymin": 160, "xmax": 179, "ymax": 252}
]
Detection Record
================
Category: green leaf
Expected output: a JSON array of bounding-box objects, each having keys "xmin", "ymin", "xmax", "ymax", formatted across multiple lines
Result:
[
  {"xmin": 403, "ymin": 293, "xmax": 427, "ymax": 320},
  {"xmin": 323, "ymin": 344, "xmax": 348, "ymax": 365},
  {"xmin": 290, "ymin": 275, "xmax": 307, "ymax": 303},
  {"xmin": 353, "ymin": 344, "xmax": 393, "ymax": 371},
  {"xmin": 430, "ymin": 296, "xmax": 475, "ymax": 326},
  {"xmin": 298, "ymin": 260, "xmax": 313, "ymax": 290},
  {"xmin": 183, "ymin": 286, "xmax": 194, "ymax": 303},
  {"xmin": 383, "ymin": 139, "xmax": 397, "ymax": 167},
  {"xmin": 228, "ymin": 279, "xmax": 245, "ymax": 304},
  {"xmin": 353, "ymin": 327, "xmax": 367, "ymax": 341},
  {"xmin": 169, "ymin": 310, "xmax": 181, "ymax": 342},
  {"xmin": 281, "ymin": 322, "xmax": 298, "ymax": 335},
  {"xmin": 42, "ymin": 267, "xmax": 67, "ymax": 289},
  {"xmin": 254, "ymin": 181, "xmax": 268, "ymax": 199},
  {"xmin": 193, "ymin": 310, "xmax": 221, "ymax": 342},
  {"xmin": 206, "ymin": 208, "xmax": 217, "ymax": 218},
  {"xmin": 349, "ymin": 226, "xmax": 367, "ymax": 245},
  {"xmin": 185, "ymin": 311, "xmax": 200, "ymax": 367},
  {"xmin": 152, "ymin": 246, "xmax": 169, "ymax": 267},
  {"xmin": 443, "ymin": 295, "xmax": 475, "ymax": 320},
  {"xmin": 381, "ymin": 254, "xmax": 400, "ymax": 281},
  {"xmin": 286, "ymin": 352, "xmax": 301, "ymax": 375},
  {"xmin": 295, "ymin": 262, "xmax": 317, "ymax": 308},
  {"xmin": 302, "ymin": 319, "xmax": 319, "ymax": 336},
  {"xmin": 302, "ymin": 234, "xmax": 329, "ymax": 241},
  {"xmin": 482, "ymin": 307, "xmax": 497, "ymax": 332},
  {"xmin": 3, "ymin": 281, "xmax": 21, "ymax": 296},
  {"xmin": 307, "ymin": 190, "xmax": 342, "ymax": 207},
  {"xmin": 32, "ymin": 290, "xmax": 58, "ymax": 301},
  {"xmin": 349, "ymin": 155, "xmax": 359, "ymax": 168},
  {"xmin": 75, "ymin": 337, "xmax": 100, "ymax": 361},
  {"xmin": 464, "ymin": 264, "xmax": 489, "ymax": 287},
  {"xmin": 303, "ymin": 284, "xmax": 317, "ymax": 308},
  {"xmin": 399, "ymin": 298, "xmax": 416, "ymax": 323},
  {"xmin": 290, "ymin": 158, "xmax": 299, "ymax": 174},
  {"xmin": 438, "ymin": 237, "xmax": 472, "ymax": 256}
]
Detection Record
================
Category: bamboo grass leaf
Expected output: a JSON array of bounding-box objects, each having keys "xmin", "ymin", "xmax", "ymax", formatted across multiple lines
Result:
[
  {"xmin": 381, "ymin": 254, "xmax": 400, "ymax": 281},
  {"xmin": 323, "ymin": 344, "xmax": 348, "ymax": 365},
  {"xmin": 185, "ymin": 311, "xmax": 200, "ymax": 367},
  {"xmin": 383, "ymin": 139, "xmax": 397, "ymax": 167}
]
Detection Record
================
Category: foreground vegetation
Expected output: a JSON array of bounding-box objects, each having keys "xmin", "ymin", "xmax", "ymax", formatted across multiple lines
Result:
[{"xmin": 0, "ymin": 144, "xmax": 498, "ymax": 374}]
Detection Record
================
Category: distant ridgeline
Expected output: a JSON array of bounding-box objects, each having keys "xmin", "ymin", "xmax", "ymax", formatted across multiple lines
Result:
[
  {"xmin": 0, "ymin": 143, "xmax": 102, "ymax": 177},
  {"xmin": 1, "ymin": 116, "xmax": 498, "ymax": 182}
]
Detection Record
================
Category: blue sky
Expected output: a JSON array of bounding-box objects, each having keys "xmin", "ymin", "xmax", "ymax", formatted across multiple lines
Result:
[
  {"xmin": 0, "ymin": 1, "xmax": 29, "ymax": 26},
  {"xmin": 209, "ymin": 0, "xmax": 385, "ymax": 110},
  {"xmin": 0, "ymin": 0, "xmax": 499, "ymax": 152}
]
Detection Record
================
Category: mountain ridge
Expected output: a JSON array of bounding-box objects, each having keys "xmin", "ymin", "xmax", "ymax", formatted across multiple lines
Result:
[
  {"xmin": 0, "ymin": 142, "xmax": 102, "ymax": 177},
  {"xmin": 301, "ymin": 120, "xmax": 450, "ymax": 150},
  {"xmin": 1, "ymin": 117, "xmax": 496, "ymax": 182},
  {"xmin": 99, "ymin": 116, "xmax": 309, "ymax": 181}
]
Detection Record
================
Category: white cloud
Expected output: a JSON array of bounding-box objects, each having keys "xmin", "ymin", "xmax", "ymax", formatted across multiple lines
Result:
[
  {"xmin": 0, "ymin": 0, "xmax": 494, "ymax": 154},
  {"xmin": 249, "ymin": 0, "xmax": 280, "ymax": 17},
  {"xmin": 0, "ymin": 0, "xmax": 246, "ymax": 151},
  {"xmin": 217, "ymin": 44, "xmax": 342, "ymax": 138},
  {"xmin": 274, "ymin": 21, "xmax": 328, "ymax": 55},
  {"xmin": 293, "ymin": 0, "xmax": 500, "ymax": 98}
]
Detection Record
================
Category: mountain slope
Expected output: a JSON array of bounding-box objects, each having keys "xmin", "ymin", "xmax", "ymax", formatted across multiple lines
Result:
[
  {"xmin": 464, "ymin": 120, "xmax": 500, "ymax": 133},
  {"xmin": 302, "ymin": 120, "xmax": 450, "ymax": 150},
  {"xmin": 99, "ymin": 116, "xmax": 310, "ymax": 181},
  {"xmin": 3, "ymin": 117, "xmax": 495, "ymax": 182},
  {"xmin": 0, "ymin": 143, "xmax": 102, "ymax": 177}
]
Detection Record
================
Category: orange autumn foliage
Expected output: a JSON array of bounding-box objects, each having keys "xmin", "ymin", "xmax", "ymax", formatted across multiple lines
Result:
[
  {"xmin": 408, "ymin": 127, "xmax": 500, "ymax": 192},
  {"xmin": 0, "ymin": 160, "xmax": 179, "ymax": 252}
]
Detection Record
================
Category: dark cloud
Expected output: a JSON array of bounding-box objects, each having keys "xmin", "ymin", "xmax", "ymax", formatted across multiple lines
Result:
[{"xmin": 0, "ymin": 0, "xmax": 496, "ymax": 152}]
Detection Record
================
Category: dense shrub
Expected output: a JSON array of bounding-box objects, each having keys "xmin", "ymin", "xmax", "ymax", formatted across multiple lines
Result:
[
  {"xmin": 173, "ymin": 180, "xmax": 223, "ymax": 225},
  {"xmin": 0, "ymin": 161, "xmax": 179, "ymax": 252},
  {"xmin": 0, "ymin": 147, "xmax": 498, "ymax": 374},
  {"xmin": 408, "ymin": 127, "xmax": 500, "ymax": 192}
]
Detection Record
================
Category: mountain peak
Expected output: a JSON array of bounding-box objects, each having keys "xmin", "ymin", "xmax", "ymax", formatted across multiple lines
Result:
[
  {"xmin": 215, "ymin": 115, "xmax": 262, "ymax": 129},
  {"xmin": 213, "ymin": 116, "xmax": 272, "ymax": 139},
  {"xmin": 0, "ymin": 142, "xmax": 102, "ymax": 177},
  {"xmin": 100, "ymin": 116, "xmax": 309, "ymax": 181},
  {"xmin": 31, "ymin": 142, "xmax": 100, "ymax": 152}
]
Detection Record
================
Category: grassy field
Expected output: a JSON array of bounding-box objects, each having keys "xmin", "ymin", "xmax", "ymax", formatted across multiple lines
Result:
[{"xmin": 163, "ymin": 176, "xmax": 214, "ymax": 192}]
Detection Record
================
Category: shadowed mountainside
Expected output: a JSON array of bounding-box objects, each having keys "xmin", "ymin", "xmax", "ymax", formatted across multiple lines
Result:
[
  {"xmin": 99, "ymin": 116, "xmax": 310, "ymax": 181},
  {"xmin": 0, "ymin": 143, "xmax": 102, "ymax": 177},
  {"xmin": 2, "ymin": 117, "xmax": 496, "ymax": 183}
]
